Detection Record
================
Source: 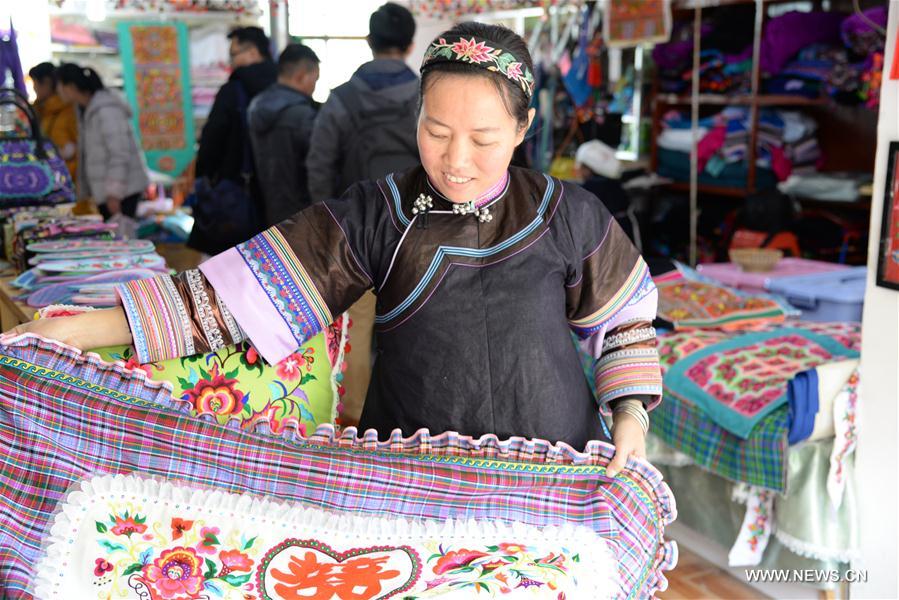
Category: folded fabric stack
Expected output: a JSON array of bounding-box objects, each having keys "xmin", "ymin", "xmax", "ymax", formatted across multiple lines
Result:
[
  {"xmin": 10, "ymin": 237, "xmax": 168, "ymax": 308},
  {"xmin": 7, "ymin": 213, "xmax": 117, "ymax": 273},
  {"xmin": 634, "ymin": 265, "xmax": 862, "ymax": 494},
  {"xmin": 763, "ymin": 8, "xmax": 886, "ymax": 109},
  {"xmin": 654, "ymin": 8, "xmax": 886, "ymax": 109},
  {"xmin": 657, "ymin": 107, "xmax": 820, "ymax": 187}
]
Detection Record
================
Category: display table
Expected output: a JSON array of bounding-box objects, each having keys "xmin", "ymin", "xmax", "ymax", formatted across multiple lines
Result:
[{"xmin": 0, "ymin": 276, "xmax": 31, "ymax": 330}]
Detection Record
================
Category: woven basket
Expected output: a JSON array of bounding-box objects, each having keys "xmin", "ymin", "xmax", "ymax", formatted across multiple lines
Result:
[{"xmin": 729, "ymin": 248, "xmax": 783, "ymax": 273}]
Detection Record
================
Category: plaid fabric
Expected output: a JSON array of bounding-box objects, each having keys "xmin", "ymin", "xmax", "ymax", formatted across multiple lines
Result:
[
  {"xmin": 651, "ymin": 390, "xmax": 790, "ymax": 492},
  {"xmin": 0, "ymin": 335, "xmax": 677, "ymax": 599}
]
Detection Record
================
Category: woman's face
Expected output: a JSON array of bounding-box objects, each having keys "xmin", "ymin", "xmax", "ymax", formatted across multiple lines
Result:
[{"xmin": 418, "ymin": 74, "xmax": 531, "ymax": 203}]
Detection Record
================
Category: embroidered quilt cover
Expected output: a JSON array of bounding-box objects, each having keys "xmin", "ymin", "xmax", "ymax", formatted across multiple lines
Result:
[
  {"xmin": 661, "ymin": 322, "xmax": 860, "ymax": 439},
  {"xmin": 0, "ymin": 335, "xmax": 677, "ymax": 599},
  {"xmin": 654, "ymin": 273, "xmax": 786, "ymax": 331}
]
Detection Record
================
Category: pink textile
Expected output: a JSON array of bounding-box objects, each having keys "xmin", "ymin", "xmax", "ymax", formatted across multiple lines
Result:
[
  {"xmin": 770, "ymin": 146, "xmax": 792, "ymax": 182},
  {"xmin": 199, "ymin": 249, "xmax": 298, "ymax": 365},
  {"xmin": 697, "ymin": 124, "xmax": 726, "ymax": 173}
]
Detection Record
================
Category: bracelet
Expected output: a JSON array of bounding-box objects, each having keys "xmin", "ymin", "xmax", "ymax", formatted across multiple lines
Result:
[{"xmin": 612, "ymin": 399, "xmax": 649, "ymax": 435}]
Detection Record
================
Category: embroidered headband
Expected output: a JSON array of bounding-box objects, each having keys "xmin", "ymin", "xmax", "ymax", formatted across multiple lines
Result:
[{"xmin": 420, "ymin": 35, "xmax": 535, "ymax": 99}]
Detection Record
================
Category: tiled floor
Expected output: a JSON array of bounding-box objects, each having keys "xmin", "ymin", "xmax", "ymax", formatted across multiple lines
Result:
[{"xmin": 659, "ymin": 547, "xmax": 769, "ymax": 599}]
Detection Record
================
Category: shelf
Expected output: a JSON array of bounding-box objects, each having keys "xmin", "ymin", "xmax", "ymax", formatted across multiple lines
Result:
[
  {"xmin": 662, "ymin": 181, "xmax": 750, "ymax": 197},
  {"xmin": 655, "ymin": 94, "xmax": 828, "ymax": 107},
  {"xmin": 674, "ymin": 0, "xmax": 808, "ymax": 8},
  {"xmin": 50, "ymin": 43, "xmax": 118, "ymax": 56}
]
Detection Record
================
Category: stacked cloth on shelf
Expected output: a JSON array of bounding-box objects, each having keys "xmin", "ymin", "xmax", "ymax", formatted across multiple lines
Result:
[
  {"xmin": 10, "ymin": 238, "xmax": 168, "ymax": 308},
  {"xmin": 652, "ymin": 321, "xmax": 860, "ymax": 494},
  {"xmin": 653, "ymin": 8, "xmax": 886, "ymax": 108},
  {"xmin": 640, "ymin": 265, "xmax": 862, "ymax": 493},
  {"xmin": 0, "ymin": 334, "xmax": 678, "ymax": 599},
  {"xmin": 656, "ymin": 107, "xmax": 820, "ymax": 188}
]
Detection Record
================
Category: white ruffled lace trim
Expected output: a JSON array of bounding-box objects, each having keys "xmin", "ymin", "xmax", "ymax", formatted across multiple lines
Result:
[{"xmin": 774, "ymin": 529, "xmax": 860, "ymax": 564}]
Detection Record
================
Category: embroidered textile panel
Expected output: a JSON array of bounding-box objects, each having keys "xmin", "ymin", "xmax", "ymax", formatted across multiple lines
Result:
[
  {"xmin": 0, "ymin": 335, "xmax": 676, "ymax": 599},
  {"xmin": 662, "ymin": 324, "xmax": 860, "ymax": 438},
  {"xmin": 655, "ymin": 276, "xmax": 787, "ymax": 331},
  {"xmin": 35, "ymin": 474, "xmax": 619, "ymax": 599}
]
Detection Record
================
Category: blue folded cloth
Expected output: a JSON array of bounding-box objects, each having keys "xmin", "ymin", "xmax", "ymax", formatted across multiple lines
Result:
[{"xmin": 787, "ymin": 368, "xmax": 819, "ymax": 444}]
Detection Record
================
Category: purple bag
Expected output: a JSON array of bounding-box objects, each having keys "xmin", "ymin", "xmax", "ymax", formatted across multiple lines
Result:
[{"xmin": 0, "ymin": 88, "xmax": 75, "ymax": 207}]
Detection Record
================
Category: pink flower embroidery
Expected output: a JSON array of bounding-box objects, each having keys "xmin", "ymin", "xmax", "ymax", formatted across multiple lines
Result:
[
  {"xmin": 245, "ymin": 346, "xmax": 259, "ymax": 365},
  {"xmin": 197, "ymin": 527, "xmax": 220, "ymax": 554},
  {"xmin": 94, "ymin": 558, "xmax": 113, "ymax": 577},
  {"xmin": 123, "ymin": 357, "xmax": 154, "ymax": 379},
  {"xmin": 140, "ymin": 547, "xmax": 204, "ymax": 599},
  {"xmin": 184, "ymin": 365, "xmax": 246, "ymax": 417},
  {"xmin": 433, "ymin": 549, "xmax": 488, "ymax": 574},
  {"xmin": 276, "ymin": 355, "xmax": 303, "ymax": 381},
  {"xmin": 451, "ymin": 38, "xmax": 494, "ymax": 64},
  {"xmin": 506, "ymin": 62, "xmax": 523, "ymax": 81},
  {"xmin": 218, "ymin": 549, "xmax": 254, "ymax": 576}
]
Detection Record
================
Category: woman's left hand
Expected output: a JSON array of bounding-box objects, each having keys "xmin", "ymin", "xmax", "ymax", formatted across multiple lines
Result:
[{"xmin": 606, "ymin": 412, "xmax": 647, "ymax": 478}]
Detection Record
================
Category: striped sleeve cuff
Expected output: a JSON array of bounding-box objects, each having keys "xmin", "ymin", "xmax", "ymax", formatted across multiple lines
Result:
[
  {"xmin": 595, "ymin": 348, "xmax": 663, "ymax": 415},
  {"xmin": 117, "ymin": 270, "xmax": 246, "ymax": 364},
  {"xmin": 117, "ymin": 275, "xmax": 195, "ymax": 364}
]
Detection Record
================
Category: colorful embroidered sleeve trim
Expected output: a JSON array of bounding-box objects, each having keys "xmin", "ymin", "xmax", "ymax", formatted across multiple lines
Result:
[
  {"xmin": 185, "ymin": 269, "xmax": 225, "ymax": 352},
  {"xmin": 569, "ymin": 259, "xmax": 655, "ymax": 338},
  {"xmin": 236, "ymin": 228, "xmax": 332, "ymax": 344},
  {"xmin": 201, "ymin": 248, "xmax": 306, "ymax": 366},
  {"xmin": 216, "ymin": 292, "xmax": 245, "ymax": 345},
  {"xmin": 603, "ymin": 327, "xmax": 657, "ymax": 353},
  {"xmin": 117, "ymin": 275, "xmax": 194, "ymax": 364},
  {"xmin": 595, "ymin": 347, "xmax": 663, "ymax": 410}
]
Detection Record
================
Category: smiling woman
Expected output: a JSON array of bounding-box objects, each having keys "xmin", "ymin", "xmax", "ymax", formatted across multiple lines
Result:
[{"xmin": 6, "ymin": 22, "xmax": 661, "ymax": 476}]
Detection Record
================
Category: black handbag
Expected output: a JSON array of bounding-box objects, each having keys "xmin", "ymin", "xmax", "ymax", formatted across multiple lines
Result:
[{"xmin": 188, "ymin": 82, "xmax": 260, "ymax": 255}]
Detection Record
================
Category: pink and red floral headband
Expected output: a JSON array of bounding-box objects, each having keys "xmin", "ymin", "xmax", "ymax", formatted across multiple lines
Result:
[{"xmin": 421, "ymin": 36, "xmax": 535, "ymax": 99}]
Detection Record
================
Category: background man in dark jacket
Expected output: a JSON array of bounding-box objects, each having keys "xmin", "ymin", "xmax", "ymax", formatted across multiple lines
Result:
[
  {"xmin": 306, "ymin": 2, "xmax": 419, "ymax": 203},
  {"xmin": 306, "ymin": 3, "xmax": 419, "ymax": 428},
  {"xmin": 195, "ymin": 26, "xmax": 276, "ymax": 186},
  {"xmin": 190, "ymin": 26, "xmax": 277, "ymax": 255},
  {"xmin": 248, "ymin": 44, "xmax": 320, "ymax": 227}
]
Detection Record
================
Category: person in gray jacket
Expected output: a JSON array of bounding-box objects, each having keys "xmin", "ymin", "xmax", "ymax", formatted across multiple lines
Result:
[
  {"xmin": 306, "ymin": 2, "xmax": 419, "ymax": 203},
  {"xmin": 248, "ymin": 44, "xmax": 320, "ymax": 227},
  {"xmin": 57, "ymin": 64, "xmax": 149, "ymax": 219}
]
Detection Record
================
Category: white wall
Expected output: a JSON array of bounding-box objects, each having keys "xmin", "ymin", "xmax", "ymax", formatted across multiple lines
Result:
[
  {"xmin": 406, "ymin": 15, "xmax": 453, "ymax": 72},
  {"xmin": 854, "ymin": 1, "xmax": 899, "ymax": 597}
]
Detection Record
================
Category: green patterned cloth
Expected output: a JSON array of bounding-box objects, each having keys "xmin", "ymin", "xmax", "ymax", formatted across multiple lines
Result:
[{"xmin": 94, "ymin": 316, "xmax": 348, "ymax": 438}]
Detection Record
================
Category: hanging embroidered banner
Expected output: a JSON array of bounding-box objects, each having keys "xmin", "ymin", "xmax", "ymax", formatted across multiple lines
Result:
[
  {"xmin": 604, "ymin": 0, "xmax": 672, "ymax": 48},
  {"xmin": 118, "ymin": 22, "xmax": 195, "ymax": 178}
]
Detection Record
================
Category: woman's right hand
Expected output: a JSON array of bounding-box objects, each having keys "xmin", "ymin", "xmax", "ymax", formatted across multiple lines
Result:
[{"xmin": 3, "ymin": 307, "xmax": 133, "ymax": 351}]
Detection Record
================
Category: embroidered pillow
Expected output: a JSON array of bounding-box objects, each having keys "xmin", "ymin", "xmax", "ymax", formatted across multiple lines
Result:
[
  {"xmin": 0, "ymin": 334, "xmax": 677, "ymax": 599},
  {"xmin": 35, "ymin": 307, "xmax": 351, "ymax": 435}
]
